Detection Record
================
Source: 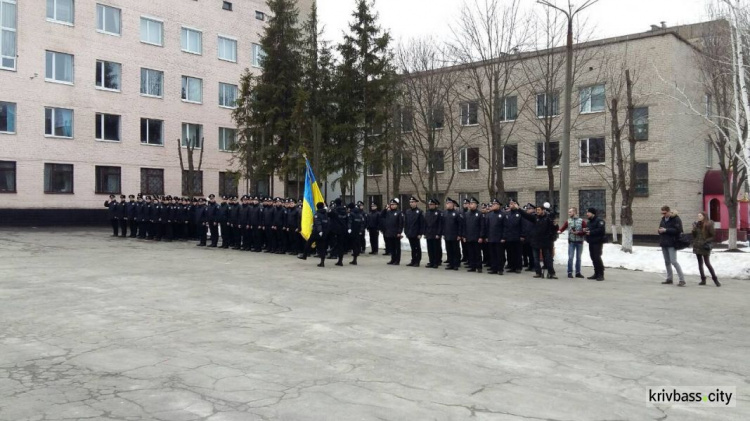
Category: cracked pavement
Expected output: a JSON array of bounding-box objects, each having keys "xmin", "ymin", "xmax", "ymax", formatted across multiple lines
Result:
[{"xmin": 0, "ymin": 228, "xmax": 748, "ymax": 420}]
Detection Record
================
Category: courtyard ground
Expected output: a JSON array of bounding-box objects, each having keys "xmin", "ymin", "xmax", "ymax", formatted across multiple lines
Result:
[{"xmin": 0, "ymin": 228, "xmax": 747, "ymax": 420}]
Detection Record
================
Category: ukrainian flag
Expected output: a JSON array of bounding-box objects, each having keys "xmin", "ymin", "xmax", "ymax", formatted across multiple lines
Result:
[{"xmin": 301, "ymin": 159, "xmax": 325, "ymax": 240}]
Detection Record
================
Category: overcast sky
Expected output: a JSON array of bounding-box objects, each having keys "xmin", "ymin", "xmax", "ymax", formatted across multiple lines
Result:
[{"xmin": 317, "ymin": 0, "xmax": 710, "ymax": 47}]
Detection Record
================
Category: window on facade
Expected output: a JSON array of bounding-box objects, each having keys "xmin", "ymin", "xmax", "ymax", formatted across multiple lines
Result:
[
  {"xmin": 633, "ymin": 107, "xmax": 648, "ymax": 140},
  {"xmin": 460, "ymin": 147, "xmax": 479, "ymax": 171},
  {"xmin": 0, "ymin": 160, "xmax": 15, "ymax": 192},
  {"xmin": 706, "ymin": 141, "xmax": 714, "ymax": 167},
  {"xmin": 218, "ymin": 82, "xmax": 238, "ymax": 108},
  {"xmin": 44, "ymin": 163, "xmax": 73, "ymax": 193},
  {"xmin": 45, "ymin": 107, "xmax": 73, "ymax": 138},
  {"xmin": 0, "ymin": 101, "xmax": 16, "ymax": 133},
  {"xmin": 95, "ymin": 165, "xmax": 120, "ymax": 194},
  {"xmin": 498, "ymin": 95, "xmax": 518, "ymax": 121},
  {"xmin": 536, "ymin": 190, "xmax": 560, "ymax": 215},
  {"xmin": 367, "ymin": 160, "xmax": 383, "ymax": 176},
  {"xmin": 251, "ymin": 43, "xmax": 265, "ymax": 67},
  {"xmin": 181, "ymin": 76, "xmax": 203, "ymax": 103},
  {"xmin": 218, "ymin": 36, "xmax": 237, "ymax": 62},
  {"xmin": 400, "ymin": 107, "xmax": 414, "ymax": 133},
  {"xmin": 536, "ymin": 141, "xmax": 560, "ymax": 167},
  {"xmin": 94, "ymin": 113, "xmax": 120, "ymax": 141},
  {"xmin": 96, "ymin": 4, "xmax": 120, "ymax": 35},
  {"xmin": 705, "ymin": 94, "xmax": 712, "ymax": 118},
  {"xmin": 536, "ymin": 92, "xmax": 560, "ymax": 118},
  {"xmin": 397, "ymin": 153, "xmax": 412, "ymax": 175},
  {"xmin": 580, "ymin": 84, "xmax": 605, "ymax": 113},
  {"xmin": 430, "ymin": 150, "xmax": 444, "ymax": 172},
  {"xmin": 431, "ymin": 107, "xmax": 444, "ymax": 129},
  {"xmin": 579, "ymin": 189, "xmax": 606, "ymax": 218},
  {"xmin": 140, "ymin": 168, "xmax": 164, "ymax": 195},
  {"xmin": 222, "ymin": 1, "xmax": 232, "ymax": 11},
  {"xmin": 503, "ymin": 144, "xmax": 518, "ymax": 168},
  {"xmin": 580, "ymin": 137, "xmax": 605, "ymax": 164},
  {"xmin": 140, "ymin": 17, "xmax": 163, "ymax": 46},
  {"xmin": 95, "ymin": 60, "xmax": 120, "ymax": 91},
  {"xmin": 181, "ymin": 27, "xmax": 202, "ymax": 54},
  {"xmin": 140, "ymin": 118, "xmax": 163, "ymax": 145},
  {"xmin": 45, "ymin": 51, "xmax": 74, "ymax": 83},
  {"xmin": 219, "ymin": 172, "xmax": 238, "ymax": 197},
  {"xmin": 182, "ymin": 170, "xmax": 203, "ymax": 196},
  {"xmin": 0, "ymin": 0, "xmax": 16, "ymax": 70},
  {"xmin": 460, "ymin": 101, "xmax": 478, "ymax": 126},
  {"xmin": 47, "ymin": 0, "xmax": 74, "ymax": 24},
  {"xmin": 219, "ymin": 127, "xmax": 236, "ymax": 151},
  {"xmin": 140, "ymin": 68, "xmax": 163, "ymax": 97},
  {"xmin": 182, "ymin": 123, "xmax": 203, "ymax": 148},
  {"xmin": 255, "ymin": 11, "xmax": 265, "ymax": 20},
  {"xmin": 635, "ymin": 162, "xmax": 649, "ymax": 197}
]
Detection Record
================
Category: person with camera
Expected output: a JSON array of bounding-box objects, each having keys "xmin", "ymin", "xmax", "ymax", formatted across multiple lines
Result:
[{"xmin": 691, "ymin": 211, "xmax": 720, "ymax": 287}]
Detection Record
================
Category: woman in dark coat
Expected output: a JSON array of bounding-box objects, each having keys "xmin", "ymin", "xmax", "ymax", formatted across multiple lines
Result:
[{"xmin": 691, "ymin": 211, "xmax": 720, "ymax": 286}]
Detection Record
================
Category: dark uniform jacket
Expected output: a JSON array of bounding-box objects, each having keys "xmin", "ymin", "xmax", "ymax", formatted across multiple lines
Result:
[
  {"xmin": 366, "ymin": 210, "xmax": 381, "ymax": 230},
  {"xmin": 126, "ymin": 201, "xmax": 137, "ymax": 219},
  {"xmin": 238, "ymin": 204, "xmax": 251, "ymax": 227},
  {"xmin": 217, "ymin": 203, "xmax": 229, "ymax": 224},
  {"xmin": 404, "ymin": 207, "xmax": 426, "ymax": 238},
  {"xmin": 424, "ymin": 208, "xmax": 443, "ymax": 238},
  {"xmin": 503, "ymin": 209, "xmax": 523, "ymax": 241},
  {"xmin": 442, "ymin": 209, "xmax": 462, "ymax": 241},
  {"xmin": 520, "ymin": 211, "xmax": 557, "ymax": 249},
  {"xmin": 313, "ymin": 209, "xmax": 330, "ymax": 236},
  {"xmin": 328, "ymin": 207, "xmax": 350, "ymax": 235},
  {"xmin": 195, "ymin": 204, "xmax": 207, "ymax": 224},
  {"xmin": 586, "ymin": 216, "xmax": 606, "ymax": 245},
  {"xmin": 659, "ymin": 213, "xmax": 683, "ymax": 248},
  {"xmin": 229, "ymin": 203, "xmax": 241, "ymax": 226},
  {"xmin": 486, "ymin": 210, "xmax": 506, "ymax": 243},
  {"xmin": 286, "ymin": 207, "xmax": 300, "ymax": 232},
  {"xmin": 262, "ymin": 205, "xmax": 275, "ymax": 228},
  {"xmin": 462, "ymin": 209, "xmax": 484, "ymax": 242},
  {"xmin": 382, "ymin": 208, "xmax": 405, "ymax": 238},
  {"xmin": 349, "ymin": 208, "xmax": 366, "ymax": 235},
  {"xmin": 248, "ymin": 204, "xmax": 261, "ymax": 228},
  {"xmin": 206, "ymin": 202, "xmax": 220, "ymax": 223}
]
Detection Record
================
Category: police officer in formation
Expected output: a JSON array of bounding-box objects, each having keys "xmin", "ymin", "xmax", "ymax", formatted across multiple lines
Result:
[{"xmin": 404, "ymin": 196, "xmax": 425, "ymax": 267}]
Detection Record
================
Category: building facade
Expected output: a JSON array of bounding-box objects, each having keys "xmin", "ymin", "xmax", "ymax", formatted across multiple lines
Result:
[
  {"xmin": 366, "ymin": 22, "xmax": 721, "ymax": 236},
  {"xmin": 0, "ymin": 0, "xmax": 312, "ymax": 223}
]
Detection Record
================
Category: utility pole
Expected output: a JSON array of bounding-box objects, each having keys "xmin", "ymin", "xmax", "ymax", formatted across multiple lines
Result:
[{"xmin": 537, "ymin": 0, "xmax": 599, "ymax": 216}]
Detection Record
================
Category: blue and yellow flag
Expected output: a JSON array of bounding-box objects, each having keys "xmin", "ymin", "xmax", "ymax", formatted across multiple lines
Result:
[{"xmin": 301, "ymin": 159, "xmax": 325, "ymax": 240}]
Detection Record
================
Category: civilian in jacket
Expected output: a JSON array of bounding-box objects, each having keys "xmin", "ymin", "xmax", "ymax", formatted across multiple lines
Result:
[
  {"xmin": 559, "ymin": 207, "xmax": 587, "ymax": 278},
  {"xmin": 584, "ymin": 208, "xmax": 606, "ymax": 281},
  {"xmin": 658, "ymin": 206, "xmax": 685, "ymax": 286},
  {"xmin": 692, "ymin": 211, "xmax": 720, "ymax": 286},
  {"xmin": 404, "ymin": 196, "xmax": 426, "ymax": 267}
]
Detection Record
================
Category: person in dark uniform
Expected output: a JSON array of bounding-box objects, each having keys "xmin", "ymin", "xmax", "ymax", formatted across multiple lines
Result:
[
  {"xmin": 424, "ymin": 198, "xmax": 443, "ymax": 269},
  {"xmin": 250, "ymin": 196, "xmax": 263, "ymax": 252},
  {"xmin": 462, "ymin": 197, "xmax": 484, "ymax": 273},
  {"xmin": 262, "ymin": 198, "xmax": 275, "ymax": 252},
  {"xmin": 356, "ymin": 201, "xmax": 366, "ymax": 254},
  {"xmin": 404, "ymin": 196, "xmax": 425, "ymax": 267},
  {"xmin": 196, "ymin": 198, "xmax": 208, "ymax": 246},
  {"xmin": 366, "ymin": 202, "xmax": 381, "ymax": 254},
  {"xmin": 520, "ymin": 203, "xmax": 558, "ymax": 279},
  {"xmin": 217, "ymin": 195, "xmax": 230, "ymax": 248},
  {"xmin": 104, "ymin": 194, "xmax": 119, "ymax": 236},
  {"xmin": 381, "ymin": 199, "xmax": 396, "ymax": 257},
  {"xmin": 163, "ymin": 196, "xmax": 175, "ymax": 242},
  {"xmin": 115, "ymin": 194, "xmax": 127, "ymax": 237},
  {"xmin": 521, "ymin": 204, "xmax": 535, "ymax": 271},
  {"xmin": 299, "ymin": 202, "xmax": 330, "ymax": 267},
  {"xmin": 486, "ymin": 199, "xmax": 506, "ymax": 275},
  {"xmin": 134, "ymin": 194, "xmax": 145, "ymax": 239},
  {"xmin": 286, "ymin": 199, "xmax": 301, "ymax": 255},
  {"xmin": 480, "ymin": 203, "xmax": 490, "ymax": 267},
  {"xmin": 228, "ymin": 196, "xmax": 241, "ymax": 249},
  {"xmin": 155, "ymin": 196, "xmax": 166, "ymax": 241},
  {"xmin": 347, "ymin": 202, "xmax": 366, "ymax": 265},
  {"xmin": 144, "ymin": 196, "xmax": 155, "ymax": 240},
  {"xmin": 382, "ymin": 199, "xmax": 405, "ymax": 265},
  {"xmin": 327, "ymin": 198, "xmax": 350, "ymax": 266},
  {"xmin": 206, "ymin": 194, "xmax": 220, "ymax": 247},
  {"xmin": 584, "ymin": 207, "xmax": 606, "ymax": 281},
  {"xmin": 460, "ymin": 198, "xmax": 470, "ymax": 263},
  {"xmin": 442, "ymin": 198, "xmax": 462, "ymax": 270},
  {"xmin": 503, "ymin": 200, "xmax": 523, "ymax": 273},
  {"xmin": 126, "ymin": 195, "xmax": 138, "ymax": 237}
]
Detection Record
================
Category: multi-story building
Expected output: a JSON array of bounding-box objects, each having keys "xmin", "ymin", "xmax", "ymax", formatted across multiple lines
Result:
[
  {"xmin": 0, "ymin": 0, "xmax": 312, "ymax": 224},
  {"xmin": 365, "ymin": 21, "xmax": 725, "ymax": 236}
]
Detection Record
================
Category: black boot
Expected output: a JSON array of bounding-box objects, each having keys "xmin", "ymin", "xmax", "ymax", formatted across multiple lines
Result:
[
  {"xmin": 318, "ymin": 258, "xmax": 325, "ymax": 267},
  {"xmin": 713, "ymin": 276, "xmax": 721, "ymax": 287},
  {"xmin": 297, "ymin": 254, "xmax": 307, "ymax": 260},
  {"xmin": 699, "ymin": 277, "xmax": 706, "ymax": 286}
]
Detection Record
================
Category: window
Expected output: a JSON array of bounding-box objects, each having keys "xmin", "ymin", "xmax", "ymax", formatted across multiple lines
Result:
[
  {"xmin": 397, "ymin": 153, "xmax": 412, "ymax": 175},
  {"xmin": 182, "ymin": 123, "xmax": 203, "ymax": 148},
  {"xmin": 536, "ymin": 141, "xmax": 560, "ymax": 167},
  {"xmin": 633, "ymin": 107, "xmax": 648, "ymax": 141},
  {"xmin": 580, "ymin": 137, "xmax": 605, "ymax": 165},
  {"xmin": 367, "ymin": 195, "xmax": 382, "ymax": 208},
  {"xmin": 140, "ymin": 118, "xmax": 163, "ymax": 145},
  {"xmin": 635, "ymin": 162, "xmax": 649, "ymax": 197},
  {"xmin": 181, "ymin": 76, "xmax": 203, "ymax": 103},
  {"xmin": 219, "ymin": 172, "xmax": 238, "ymax": 197},
  {"xmin": 95, "ymin": 113, "xmax": 120, "ymax": 141},
  {"xmin": 503, "ymin": 144, "xmax": 518, "ymax": 168},
  {"xmin": 218, "ymin": 36, "xmax": 237, "ymax": 62},
  {"xmin": 140, "ymin": 168, "xmax": 164, "ymax": 196},
  {"xmin": 96, "ymin": 4, "xmax": 121, "ymax": 35},
  {"xmin": 251, "ymin": 43, "xmax": 266, "ymax": 67},
  {"xmin": 181, "ymin": 27, "xmax": 202, "ymax": 54},
  {"xmin": 44, "ymin": 107, "xmax": 73, "ymax": 138},
  {"xmin": 140, "ymin": 68, "xmax": 163, "ymax": 97},
  {"xmin": 367, "ymin": 160, "xmax": 383, "ymax": 176},
  {"xmin": 498, "ymin": 96, "xmax": 518, "ymax": 121},
  {"xmin": 219, "ymin": 82, "xmax": 238, "ymax": 108},
  {"xmin": 400, "ymin": 107, "xmax": 413, "ymax": 133},
  {"xmin": 431, "ymin": 107, "xmax": 444, "ymax": 129},
  {"xmin": 140, "ymin": 17, "xmax": 163, "ymax": 46},
  {"xmin": 0, "ymin": 101, "xmax": 15, "ymax": 133},
  {"xmin": 1, "ymin": 0, "xmax": 16, "ymax": 70},
  {"xmin": 579, "ymin": 190, "xmax": 606, "ymax": 218},
  {"xmin": 705, "ymin": 94, "xmax": 712, "ymax": 118},
  {"xmin": 460, "ymin": 101, "xmax": 478, "ymax": 126},
  {"xmin": 45, "ymin": 51, "xmax": 74, "ymax": 83},
  {"xmin": 95, "ymin": 165, "xmax": 120, "ymax": 194},
  {"xmin": 0, "ymin": 160, "xmax": 15, "ymax": 192},
  {"xmin": 47, "ymin": 0, "xmax": 74, "ymax": 24},
  {"xmin": 219, "ymin": 127, "xmax": 236, "ymax": 151},
  {"xmin": 95, "ymin": 60, "xmax": 120, "ymax": 91},
  {"xmin": 535, "ymin": 191, "xmax": 559, "ymax": 215},
  {"xmin": 255, "ymin": 11, "xmax": 265, "ymax": 21},
  {"xmin": 222, "ymin": 1, "xmax": 233, "ymax": 11},
  {"xmin": 430, "ymin": 150, "xmax": 444, "ymax": 172},
  {"xmin": 460, "ymin": 147, "xmax": 479, "ymax": 171},
  {"xmin": 706, "ymin": 141, "xmax": 713, "ymax": 167},
  {"xmin": 579, "ymin": 84, "xmax": 605, "ymax": 113},
  {"xmin": 44, "ymin": 163, "xmax": 73, "ymax": 193},
  {"xmin": 182, "ymin": 170, "xmax": 203, "ymax": 196},
  {"xmin": 537, "ymin": 92, "xmax": 560, "ymax": 118}
]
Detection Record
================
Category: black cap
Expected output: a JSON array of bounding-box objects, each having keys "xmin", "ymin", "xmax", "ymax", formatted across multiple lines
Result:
[
  {"xmin": 334, "ymin": 198, "xmax": 342, "ymax": 206},
  {"xmin": 208, "ymin": 194, "xmax": 215, "ymax": 199},
  {"xmin": 469, "ymin": 197, "xmax": 479, "ymax": 204},
  {"xmin": 370, "ymin": 202, "xmax": 378, "ymax": 207},
  {"xmin": 222, "ymin": 195, "xmax": 228, "ymax": 200},
  {"xmin": 462, "ymin": 198, "xmax": 470, "ymax": 204},
  {"xmin": 316, "ymin": 202, "xmax": 325, "ymax": 210},
  {"xmin": 129, "ymin": 194, "xmax": 135, "ymax": 199},
  {"xmin": 409, "ymin": 196, "xmax": 419, "ymax": 202},
  {"xmin": 428, "ymin": 198, "xmax": 439, "ymax": 205},
  {"xmin": 357, "ymin": 201, "xmax": 364, "ymax": 206},
  {"xmin": 109, "ymin": 194, "xmax": 115, "ymax": 198},
  {"xmin": 587, "ymin": 207, "xmax": 597, "ymax": 215},
  {"xmin": 347, "ymin": 203, "xmax": 355, "ymax": 209},
  {"xmin": 490, "ymin": 198, "xmax": 501, "ymax": 205}
]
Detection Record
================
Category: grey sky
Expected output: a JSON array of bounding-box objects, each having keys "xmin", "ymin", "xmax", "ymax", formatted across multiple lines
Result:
[{"xmin": 317, "ymin": 0, "xmax": 709, "ymax": 47}]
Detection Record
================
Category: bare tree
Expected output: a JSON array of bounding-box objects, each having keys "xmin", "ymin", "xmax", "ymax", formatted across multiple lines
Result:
[{"xmin": 177, "ymin": 135, "xmax": 204, "ymax": 197}]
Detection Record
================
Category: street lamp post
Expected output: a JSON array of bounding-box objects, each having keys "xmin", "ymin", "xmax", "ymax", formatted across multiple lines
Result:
[{"xmin": 537, "ymin": 0, "xmax": 599, "ymax": 217}]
